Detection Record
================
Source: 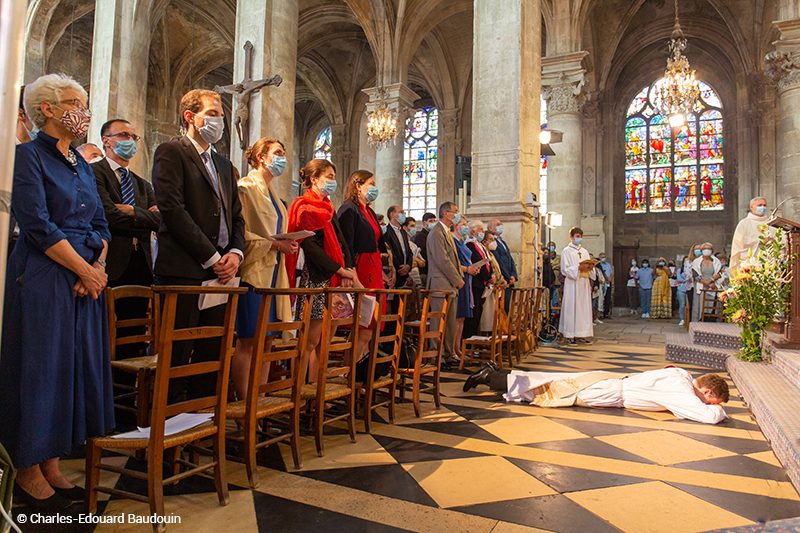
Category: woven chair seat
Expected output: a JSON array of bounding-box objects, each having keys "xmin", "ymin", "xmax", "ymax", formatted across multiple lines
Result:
[
  {"xmin": 111, "ymin": 355, "xmax": 157, "ymax": 372},
  {"xmin": 225, "ymin": 396, "xmax": 294, "ymax": 419},
  {"xmin": 93, "ymin": 421, "xmax": 217, "ymax": 450},
  {"xmin": 273, "ymin": 382, "xmax": 351, "ymax": 401},
  {"xmin": 372, "ymin": 375, "xmax": 396, "ymax": 389}
]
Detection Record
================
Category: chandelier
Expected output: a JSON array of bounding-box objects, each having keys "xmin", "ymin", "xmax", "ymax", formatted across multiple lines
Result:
[
  {"xmin": 652, "ymin": 0, "xmax": 700, "ymax": 126},
  {"xmin": 366, "ymin": 89, "xmax": 399, "ymax": 149}
]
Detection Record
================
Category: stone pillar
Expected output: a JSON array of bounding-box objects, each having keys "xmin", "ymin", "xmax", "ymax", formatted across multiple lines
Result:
[
  {"xmin": 329, "ymin": 122, "xmax": 352, "ymax": 205},
  {"xmin": 363, "ymin": 83, "xmax": 419, "ymax": 216},
  {"xmin": 232, "ymin": 0, "xmax": 298, "ymax": 200},
  {"xmin": 470, "ymin": 0, "xmax": 541, "ymax": 284},
  {"xmin": 541, "ymin": 52, "xmax": 587, "ymax": 248},
  {"xmin": 437, "ymin": 108, "xmax": 460, "ymax": 204},
  {"xmin": 87, "ymin": 0, "xmax": 152, "ymax": 177}
]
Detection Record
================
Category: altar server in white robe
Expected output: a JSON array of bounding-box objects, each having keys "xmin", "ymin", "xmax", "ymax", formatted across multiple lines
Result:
[
  {"xmin": 559, "ymin": 227, "xmax": 595, "ymax": 343},
  {"xmin": 462, "ymin": 365, "xmax": 729, "ymax": 425},
  {"xmin": 730, "ymin": 197, "xmax": 777, "ymax": 271}
]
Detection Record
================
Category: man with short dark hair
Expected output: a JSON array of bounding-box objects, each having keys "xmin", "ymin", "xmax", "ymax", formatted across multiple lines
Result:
[
  {"xmin": 414, "ymin": 212, "xmax": 436, "ymax": 281},
  {"xmin": 383, "ymin": 205, "xmax": 414, "ymax": 288}
]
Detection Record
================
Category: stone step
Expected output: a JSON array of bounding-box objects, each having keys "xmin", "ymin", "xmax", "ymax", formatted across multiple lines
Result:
[
  {"xmin": 726, "ymin": 356, "xmax": 800, "ymax": 494},
  {"xmin": 689, "ymin": 321, "xmax": 741, "ymax": 350},
  {"xmin": 665, "ymin": 332, "xmax": 733, "ymax": 370},
  {"xmin": 773, "ymin": 348, "xmax": 800, "ymax": 391}
]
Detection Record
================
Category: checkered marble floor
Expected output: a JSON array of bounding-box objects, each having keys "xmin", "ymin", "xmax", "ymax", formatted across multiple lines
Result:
[{"xmin": 28, "ymin": 340, "xmax": 800, "ymax": 532}]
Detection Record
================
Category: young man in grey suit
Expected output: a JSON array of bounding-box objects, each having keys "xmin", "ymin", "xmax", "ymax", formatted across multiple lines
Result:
[{"xmin": 427, "ymin": 201, "xmax": 473, "ymax": 366}]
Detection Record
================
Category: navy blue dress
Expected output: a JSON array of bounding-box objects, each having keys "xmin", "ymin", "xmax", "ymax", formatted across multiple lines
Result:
[
  {"xmin": 0, "ymin": 132, "xmax": 115, "ymax": 468},
  {"xmin": 454, "ymin": 237, "xmax": 473, "ymax": 319}
]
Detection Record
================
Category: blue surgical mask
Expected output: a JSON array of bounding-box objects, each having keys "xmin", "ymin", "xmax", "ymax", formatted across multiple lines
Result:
[
  {"xmin": 600, "ymin": 258, "xmax": 606, "ymax": 263},
  {"xmin": 365, "ymin": 185, "xmax": 379, "ymax": 203},
  {"xmin": 642, "ymin": 262, "xmax": 650, "ymax": 268},
  {"xmin": 460, "ymin": 226, "xmax": 470, "ymax": 238},
  {"xmin": 452, "ymin": 213, "xmax": 462, "ymax": 225},
  {"xmin": 477, "ymin": 232, "xmax": 485, "ymax": 241},
  {"xmin": 549, "ymin": 245, "xmax": 556, "ymax": 252},
  {"xmin": 319, "ymin": 179, "xmax": 337, "ymax": 197},
  {"xmin": 23, "ymin": 121, "xmax": 38, "ymax": 141},
  {"xmin": 397, "ymin": 212, "xmax": 407, "ymax": 225},
  {"xmin": 409, "ymin": 227, "xmax": 417, "ymax": 237},
  {"xmin": 755, "ymin": 206, "xmax": 767, "ymax": 216},
  {"xmin": 658, "ymin": 261, "xmax": 665, "ymax": 267},
  {"xmin": 574, "ymin": 237, "xmax": 583, "ymax": 245},
  {"xmin": 267, "ymin": 155, "xmax": 287, "ymax": 177},
  {"xmin": 694, "ymin": 249, "xmax": 702, "ymax": 257},
  {"xmin": 496, "ymin": 225, "xmax": 504, "ymax": 235},
  {"xmin": 198, "ymin": 115, "xmax": 225, "ymax": 144},
  {"xmin": 381, "ymin": 224, "xmax": 387, "ymax": 234},
  {"xmin": 113, "ymin": 139, "xmax": 138, "ymax": 161}
]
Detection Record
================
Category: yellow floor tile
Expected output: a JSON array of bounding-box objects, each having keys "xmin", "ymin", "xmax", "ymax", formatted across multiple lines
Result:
[
  {"xmin": 473, "ymin": 415, "xmax": 587, "ymax": 445},
  {"xmin": 403, "ymin": 455, "xmax": 556, "ymax": 508},
  {"xmin": 746, "ymin": 450, "xmax": 784, "ymax": 468},
  {"xmin": 598, "ymin": 430, "xmax": 735, "ymax": 465},
  {"xmin": 392, "ymin": 403, "xmax": 468, "ymax": 424},
  {"xmin": 280, "ymin": 433, "xmax": 397, "ymax": 471},
  {"xmin": 566, "ymin": 481, "xmax": 753, "ymax": 532}
]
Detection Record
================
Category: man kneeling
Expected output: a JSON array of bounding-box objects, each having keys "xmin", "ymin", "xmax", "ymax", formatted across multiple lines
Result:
[{"xmin": 463, "ymin": 363, "xmax": 729, "ymax": 424}]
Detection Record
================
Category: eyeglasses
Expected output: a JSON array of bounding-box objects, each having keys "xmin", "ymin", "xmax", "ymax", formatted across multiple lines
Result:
[
  {"xmin": 58, "ymin": 98, "xmax": 87, "ymax": 110},
  {"xmin": 105, "ymin": 132, "xmax": 141, "ymax": 142}
]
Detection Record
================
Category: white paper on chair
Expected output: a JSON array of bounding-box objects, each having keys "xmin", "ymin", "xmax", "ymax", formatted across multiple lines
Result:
[
  {"xmin": 273, "ymin": 230, "xmax": 315, "ymax": 241},
  {"xmin": 110, "ymin": 413, "xmax": 214, "ymax": 439},
  {"xmin": 359, "ymin": 295, "xmax": 377, "ymax": 328},
  {"xmin": 198, "ymin": 277, "xmax": 241, "ymax": 310}
]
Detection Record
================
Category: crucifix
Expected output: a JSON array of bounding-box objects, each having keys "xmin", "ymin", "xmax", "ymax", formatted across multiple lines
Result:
[{"xmin": 214, "ymin": 40, "xmax": 282, "ymax": 170}]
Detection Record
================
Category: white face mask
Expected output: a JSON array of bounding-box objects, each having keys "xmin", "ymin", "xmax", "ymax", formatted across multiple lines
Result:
[
  {"xmin": 487, "ymin": 241, "xmax": 498, "ymax": 251},
  {"xmin": 702, "ymin": 249, "xmax": 713, "ymax": 257},
  {"xmin": 197, "ymin": 115, "xmax": 224, "ymax": 144}
]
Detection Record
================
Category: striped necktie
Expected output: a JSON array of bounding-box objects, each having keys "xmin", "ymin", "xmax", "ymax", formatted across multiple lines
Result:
[{"xmin": 119, "ymin": 167, "xmax": 135, "ymax": 206}]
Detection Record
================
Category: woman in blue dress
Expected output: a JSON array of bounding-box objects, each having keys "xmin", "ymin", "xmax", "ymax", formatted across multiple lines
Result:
[
  {"xmin": 452, "ymin": 216, "xmax": 477, "ymax": 359},
  {"xmin": 232, "ymin": 137, "xmax": 298, "ymax": 400},
  {"xmin": 0, "ymin": 74, "xmax": 114, "ymax": 510}
]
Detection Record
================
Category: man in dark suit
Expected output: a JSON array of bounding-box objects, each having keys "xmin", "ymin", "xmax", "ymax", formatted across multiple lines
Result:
[
  {"xmin": 413, "ymin": 212, "xmax": 436, "ymax": 282},
  {"xmin": 151, "ymin": 88, "xmax": 245, "ymax": 398},
  {"xmin": 383, "ymin": 205, "xmax": 414, "ymax": 288},
  {"xmin": 488, "ymin": 218, "xmax": 518, "ymax": 311}
]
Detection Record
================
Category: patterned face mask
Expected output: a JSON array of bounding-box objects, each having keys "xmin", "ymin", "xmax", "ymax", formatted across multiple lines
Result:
[{"xmin": 56, "ymin": 105, "xmax": 91, "ymax": 139}]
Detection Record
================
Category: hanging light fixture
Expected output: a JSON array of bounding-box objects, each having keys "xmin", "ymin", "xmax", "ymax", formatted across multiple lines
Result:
[
  {"xmin": 366, "ymin": 87, "xmax": 399, "ymax": 149},
  {"xmin": 652, "ymin": 0, "xmax": 701, "ymax": 125}
]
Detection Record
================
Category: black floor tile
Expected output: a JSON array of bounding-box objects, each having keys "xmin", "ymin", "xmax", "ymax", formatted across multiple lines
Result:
[
  {"xmin": 444, "ymin": 403, "xmax": 529, "ymax": 421},
  {"xmin": 548, "ymin": 417, "xmax": 654, "ymax": 437},
  {"xmin": 373, "ymin": 435, "xmax": 488, "ymax": 463},
  {"xmin": 506, "ymin": 457, "xmax": 648, "ymax": 493},
  {"xmin": 294, "ymin": 463, "xmax": 437, "ymax": 507},
  {"xmin": 400, "ymin": 420, "xmax": 505, "ymax": 442},
  {"xmin": 673, "ymin": 432, "xmax": 772, "ymax": 455},
  {"xmin": 451, "ymin": 493, "xmax": 622, "ymax": 533},
  {"xmin": 252, "ymin": 491, "xmax": 412, "ymax": 532},
  {"xmin": 672, "ymin": 455, "xmax": 791, "ymax": 482},
  {"xmin": 669, "ymin": 483, "xmax": 800, "ymax": 524},
  {"xmin": 525, "ymin": 437, "xmax": 654, "ymax": 464}
]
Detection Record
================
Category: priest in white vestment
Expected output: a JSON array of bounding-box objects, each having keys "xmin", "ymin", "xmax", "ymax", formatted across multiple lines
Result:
[
  {"xmin": 559, "ymin": 227, "xmax": 595, "ymax": 343},
  {"xmin": 462, "ymin": 365, "xmax": 729, "ymax": 425},
  {"xmin": 730, "ymin": 197, "xmax": 777, "ymax": 271}
]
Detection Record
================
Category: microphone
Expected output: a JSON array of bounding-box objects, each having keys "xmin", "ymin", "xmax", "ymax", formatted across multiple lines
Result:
[{"xmin": 770, "ymin": 196, "xmax": 800, "ymax": 219}]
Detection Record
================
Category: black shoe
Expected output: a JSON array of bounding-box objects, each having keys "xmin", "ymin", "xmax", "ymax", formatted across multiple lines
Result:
[
  {"xmin": 444, "ymin": 355, "xmax": 460, "ymax": 367},
  {"xmin": 53, "ymin": 485, "xmax": 85, "ymax": 502},
  {"xmin": 577, "ymin": 338, "xmax": 594, "ymax": 344},
  {"xmin": 485, "ymin": 360, "xmax": 500, "ymax": 372},
  {"xmin": 463, "ymin": 363, "xmax": 495, "ymax": 393},
  {"xmin": 13, "ymin": 484, "xmax": 72, "ymax": 512}
]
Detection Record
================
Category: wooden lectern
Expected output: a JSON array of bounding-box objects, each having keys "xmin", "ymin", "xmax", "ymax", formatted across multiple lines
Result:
[{"xmin": 769, "ymin": 215, "xmax": 800, "ymax": 346}]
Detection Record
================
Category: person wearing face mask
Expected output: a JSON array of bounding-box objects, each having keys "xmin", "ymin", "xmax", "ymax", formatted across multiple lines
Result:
[
  {"xmin": 151, "ymin": 88, "xmax": 246, "ymax": 400},
  {"xmin": 231, "ymin": 137, "xmax": 298, "ymax": 400},
  {"xmin": 487, "ymin": 219, "xmax": 518, "ymax": 310},
  {"xmin": 635, "ymin": 259, "xmax": 654, "ymax": 318},
  {"xmin": 730, "ymin": 197, "xmax": 778, "ymax": 271},
  {"xmin": 0, "ymin": 74, "xmax": 113, "ymax": 510},
  {"xmin": 597, "ymin": 252, "xmax": 614, "ymax": 320},
  {"xmin": 691, "ymin": 243, "xmax": 723, "ymax": 322},
  {"xmin": 402, "ymin": 216, "xmax": 425, "ymax": 287},
  {"xmin": 650, "ymin": 257, "xmax": 673, "ymax": 319},
  {"xmin": 414, "ymin": 212, "xmax": 436, "ymax": 283},
  {"xmin": 548, "ymin": 241, "xmax": 561, "ymax": 309},
  {"xmin": 479, "ymin": 231, "xmax": 508, "ymax": 332},
  {"xmin": 8, "ymin": 86, "xmax": 37, "ymax": 254},
  {"xmin": 627, "ymin": 259, "xmax": 639, "ymax": 316},
  {"xmin": 452, "ymin": 216, "xmax": 480, "ymax": 358},
  {"xmin": 286, "ymin": 159, "xmax": 360, "ymax": 378},
  {"xmin": 464, "ymin": 220, "xmax": 493, "ymax": 339},
  {"xmin": 383, "ymin": 205, "xmax": 414, "ymax": 289},
  {"xmin": 427, "ymin": 202, "xmax": 467, "ymax": 366},
  {"xmin": 685, "ymin": 244, "xmax": 700, "ymax": 319},
  {"xmin": 558, "ymin": 227, "xmax": 596, "ymax": 344},
  {"xmin": 76, "ymin": 142, "xmax": 104, "ymax": 164}
]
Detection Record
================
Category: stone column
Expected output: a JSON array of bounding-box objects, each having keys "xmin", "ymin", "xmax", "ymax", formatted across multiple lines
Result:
[
  {"xmin": 329, "ymin": 122, "xmax": 352, "ymax": 205},
  {"xmin": 88, "ymin": 0, "xmax": 152, "ymax": 177},
  {"xmin": 231, "ymin": 0, "xmax": 298, "ymax": 200},
  {"xmin": 362, "ymin": 83, "xmax": 419, "ymax": 216},
  {"xmin": 437, "ymin": 108, "xmax": 460, "ymax": 205},
  {"xmin": 470, "ymin": 0, "xmax": 541, "ymax": 284},
  {"xmin": 541, "ymin": 52, "xmax": 587, "ymax": 248}
]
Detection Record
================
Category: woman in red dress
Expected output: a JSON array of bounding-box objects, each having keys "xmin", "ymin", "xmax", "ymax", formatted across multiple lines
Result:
[{"xmin": 337, "ymin": 170, "xmax": 386, "ymax": 358}]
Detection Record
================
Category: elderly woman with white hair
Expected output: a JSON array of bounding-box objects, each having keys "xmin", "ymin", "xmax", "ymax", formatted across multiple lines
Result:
[
  {"xmin": 730, "ymin": 196, "xmax": 777, "ymax": 271},
  {"xmin": 463, "ymin": 219, "xmax": 493, "ymax": 339},
  {"xmin": 691, "ymin": 242, "xmax": 723, "ymax": 322},
  {"xmin": 0, "ymin": 74, "xmax": 114, "ymax": 511}
]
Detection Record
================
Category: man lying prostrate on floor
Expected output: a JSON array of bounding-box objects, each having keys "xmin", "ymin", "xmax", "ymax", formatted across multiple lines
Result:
[{"xmin": 463, "ymin": 363, "xmax": 729, "ymax": 424}]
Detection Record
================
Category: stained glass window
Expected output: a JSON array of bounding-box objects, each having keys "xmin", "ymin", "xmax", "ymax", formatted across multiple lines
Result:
[
  {"xmin": 403, "ymin": 107, "xmax": 438, "ymax": 220},
  {"xmin": 624, "ymin": 79, "xmax": 724, "ymax": 213},
  {"xmin": 313, "ymin": 126, "xmax": 332, "ymax": 161}
]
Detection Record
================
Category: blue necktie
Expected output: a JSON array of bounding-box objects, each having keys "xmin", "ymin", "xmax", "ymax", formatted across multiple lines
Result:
[
  {"xmin": 201, "ymin": 151, "xmax": 229, "ymax": 249},
  {"xmin": 119, "ymin": 168, "xmax": 135, "ymax": 206}
]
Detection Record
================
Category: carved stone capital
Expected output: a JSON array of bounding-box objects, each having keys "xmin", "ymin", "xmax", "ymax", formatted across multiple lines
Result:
[
  {"xmin": 541, "ymin": 52, "xmax": 588, "ymax": 116},
  {"xmin": 542, "ymin": 82, "xmax": 584, "ymax": 114},
  {"xmin": 764, "ymin": 50, "xmax": 800, "ymax": 92},
  {"xmin": 362, "ymin": 83, "xmax": 420, "ymax": 121}
]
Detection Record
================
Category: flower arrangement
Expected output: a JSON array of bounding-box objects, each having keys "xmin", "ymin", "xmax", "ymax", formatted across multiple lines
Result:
[{"xmin": 721, "ymin": 227, "xmax": 791, "ymax": 361}]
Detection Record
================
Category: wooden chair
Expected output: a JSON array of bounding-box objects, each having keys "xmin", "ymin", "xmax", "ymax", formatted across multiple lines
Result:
[
  {"xmin": 505, "ymin": 288, "xmax": 525, "ymax": 364},
  {"xmin": 275, "ymin": 288, "xmax": 366, "ymax": 457},
  {"xmin": 226, "ymin": 288, "xmax": 319, "ymax": 487},
  {"xmin": 529, "ymin": 287, "xmax": 545, "ymax": 353},
  {"xmin": 361, "ymin": 289, "xmax": 410, "ymax": 432},
  {"xmin": 461, "ymin": 286, "xmax": 507, "ymax": 369},
  {"xmin": 700, "ymin": 289, "xmax": 723, "ymax": 322},
  {"xmin": 399, "ymin": 290, "xmax": 453, "ymax": 417},
  {"xmin": 105, "ymin": 285, "xmax": 159, "ymax": 428},
  {"xmin": 86, "ymin": 285, "xmax": 246, "ymax": 529}
]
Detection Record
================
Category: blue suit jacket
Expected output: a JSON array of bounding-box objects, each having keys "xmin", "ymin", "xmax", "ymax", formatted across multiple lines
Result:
[{"xmin": 494, "ymin": 237, "xmax": 518, "ymax": 282}]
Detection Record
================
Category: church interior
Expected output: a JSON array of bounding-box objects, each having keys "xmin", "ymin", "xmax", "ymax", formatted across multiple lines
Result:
[{"xmin": 4, "ymin": 0, "xmax": 800, "ymax": 531}]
